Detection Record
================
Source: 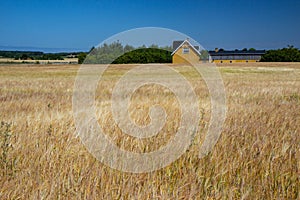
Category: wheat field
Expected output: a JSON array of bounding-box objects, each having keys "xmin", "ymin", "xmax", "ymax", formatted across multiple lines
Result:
[{"xmin": 0, "ymin": 63, "xmax": 299, "ymax": 199}]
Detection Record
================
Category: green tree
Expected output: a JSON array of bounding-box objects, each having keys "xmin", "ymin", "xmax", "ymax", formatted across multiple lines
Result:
[
  {"xmin": 20, "ymin": 54, "xmax": 28, "ymax": 60},
  {"xmin": 200, "ymin": 50, "xmax": 209, "ymax": 61},
  {"xmin": 78, "ymin": 53, "xmax": 87, "ymax": 64},
  {"xmin": 84, "ymin": 41, "xmax": 172, "ymax": 64},
  {"xmin": 261, "ymin": 45, "xmax": 300, "ymax": 62},
  {"xmin": 124, "ymin": 45, "xmax": 135, "ymax": 53},
  {"xmin": 113, "ymin": 48, "xmax": 171, "ymax": 64}
]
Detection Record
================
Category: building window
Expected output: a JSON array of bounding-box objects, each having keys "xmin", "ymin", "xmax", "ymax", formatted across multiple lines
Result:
[{"xmin": 183, "ymin": 48, "xmax": 189, "ymax": 54}]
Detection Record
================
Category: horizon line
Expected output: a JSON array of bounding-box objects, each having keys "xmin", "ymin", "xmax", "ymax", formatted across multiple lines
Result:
[{"xmin": 0, "ymin": 44, "xmax": 298, "ymax": 54}]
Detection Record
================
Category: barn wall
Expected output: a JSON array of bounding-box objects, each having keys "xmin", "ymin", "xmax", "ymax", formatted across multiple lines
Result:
[
  {"xmin": 211, "ymin": 55, "xmax": 262, "ymax": 63},
  {"xmin": 212, "ymin": 60, "xmax": 258, "ymax": 63}
]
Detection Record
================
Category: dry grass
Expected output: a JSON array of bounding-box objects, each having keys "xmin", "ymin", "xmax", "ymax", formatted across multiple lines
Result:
[
  {"xmin": 0, "ymin": 63, "xmax": 299, "ymax": 199},
  {"xmin": 0, "ymin": 58, "xmax": 78, "ymax": 64}
]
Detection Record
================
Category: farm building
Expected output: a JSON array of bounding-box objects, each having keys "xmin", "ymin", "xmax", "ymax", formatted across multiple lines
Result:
[
  {"xmin": 171, "ymin": 39, "xmax": 201, "ymax": 64},
  {"xmin": 209, "ymin": 48, "xmax": 266, "ymax": 63},
  {"xmin": 171, "ymin": 40, "xmax": 265, "ymax": 64}
]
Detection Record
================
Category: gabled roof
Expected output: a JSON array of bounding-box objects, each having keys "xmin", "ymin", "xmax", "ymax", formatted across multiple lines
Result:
[
  {"xmin": 171, "ymin": 40, "xmax": 201, "ymax": 56},
  {"xmin": 172, "ymin": 41, "xmax": 184, "ymax": 52}
]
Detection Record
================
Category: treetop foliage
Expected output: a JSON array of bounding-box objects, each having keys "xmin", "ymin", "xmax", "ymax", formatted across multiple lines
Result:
[
  {"xmin": 0, "ymin": 50, "xmax": 84, "ymax": 60},
  {"xmin": 261, "ymin": 46, "xmax": 300, "ymax": 62},
  {"xmin": 83, "ymin": 41, "xmax": 173, "ymax": 64}
]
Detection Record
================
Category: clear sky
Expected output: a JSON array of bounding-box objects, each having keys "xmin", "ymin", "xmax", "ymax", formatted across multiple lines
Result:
[{"xmin": 1, "ymin": 0, "xmax": 300, "ymax": 52}]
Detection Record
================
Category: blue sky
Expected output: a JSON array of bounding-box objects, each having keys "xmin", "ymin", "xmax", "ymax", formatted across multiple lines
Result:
[{"xmin": 1, "ymin": 0, "xmax": 300, "ymax": 52}]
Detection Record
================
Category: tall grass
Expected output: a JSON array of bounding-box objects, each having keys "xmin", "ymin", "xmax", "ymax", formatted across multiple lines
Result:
[{"xmin": 0, "ymin": 63, "xmax": 299, "ymax": 199}]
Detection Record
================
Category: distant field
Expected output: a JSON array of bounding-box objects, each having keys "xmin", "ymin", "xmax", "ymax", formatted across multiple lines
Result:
[
  {"xmin": 0, "ymin": 57, "xmax": 78, "ymax": 64},
  {"xmin": 0, "ymin": 63, "xmax": 299, "ymax": 199}
]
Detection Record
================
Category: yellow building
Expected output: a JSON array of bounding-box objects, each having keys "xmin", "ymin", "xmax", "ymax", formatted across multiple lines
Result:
[
  {"xmin": 171, "ymin": 40, "xmax": 201, "ymax": 65},
  {"xmin": 171, "ymin": 40, "xmax": 266, "ymax": 64}
]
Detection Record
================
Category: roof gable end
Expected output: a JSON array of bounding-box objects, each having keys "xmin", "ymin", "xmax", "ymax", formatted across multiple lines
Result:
[{"xmin": 171, "ymin": 40, "xmax": 201, "ymax": 56}]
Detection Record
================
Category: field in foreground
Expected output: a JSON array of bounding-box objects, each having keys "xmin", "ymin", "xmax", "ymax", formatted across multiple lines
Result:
[{"xmin": 0, "ymin": 63, "xmax": 299, "ymax": 199}]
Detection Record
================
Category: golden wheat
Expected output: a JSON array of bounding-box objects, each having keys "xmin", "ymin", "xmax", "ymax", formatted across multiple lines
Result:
[{"xmin": 0, "ymin": 63, "xmax": 299, "ymax": 199}]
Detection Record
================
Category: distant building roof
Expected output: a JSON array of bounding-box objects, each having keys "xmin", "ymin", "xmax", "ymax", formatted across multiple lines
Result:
[{"xmin": 209, "ymin": 50, "xmax": 265, "ymax": 56}]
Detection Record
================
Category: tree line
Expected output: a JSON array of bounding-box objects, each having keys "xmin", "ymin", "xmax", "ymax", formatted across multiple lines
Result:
[
  {"xmin": 82, "ymin": 43, "xmax": 300, "ymax": 64},
  {"xmin": 0, "ymin": 51, "xmax": 83, "ymax": 60},
  {"xmin": 2, "ymin": 44, "xmax": 300, "ymax": 63},
  {"xmin": 261, "ymin": 45, "xmax": 300, "ymax": 62},
  {"xmin": 81, "ymin": 41, "xmax": 173, "ymax": 64}
]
